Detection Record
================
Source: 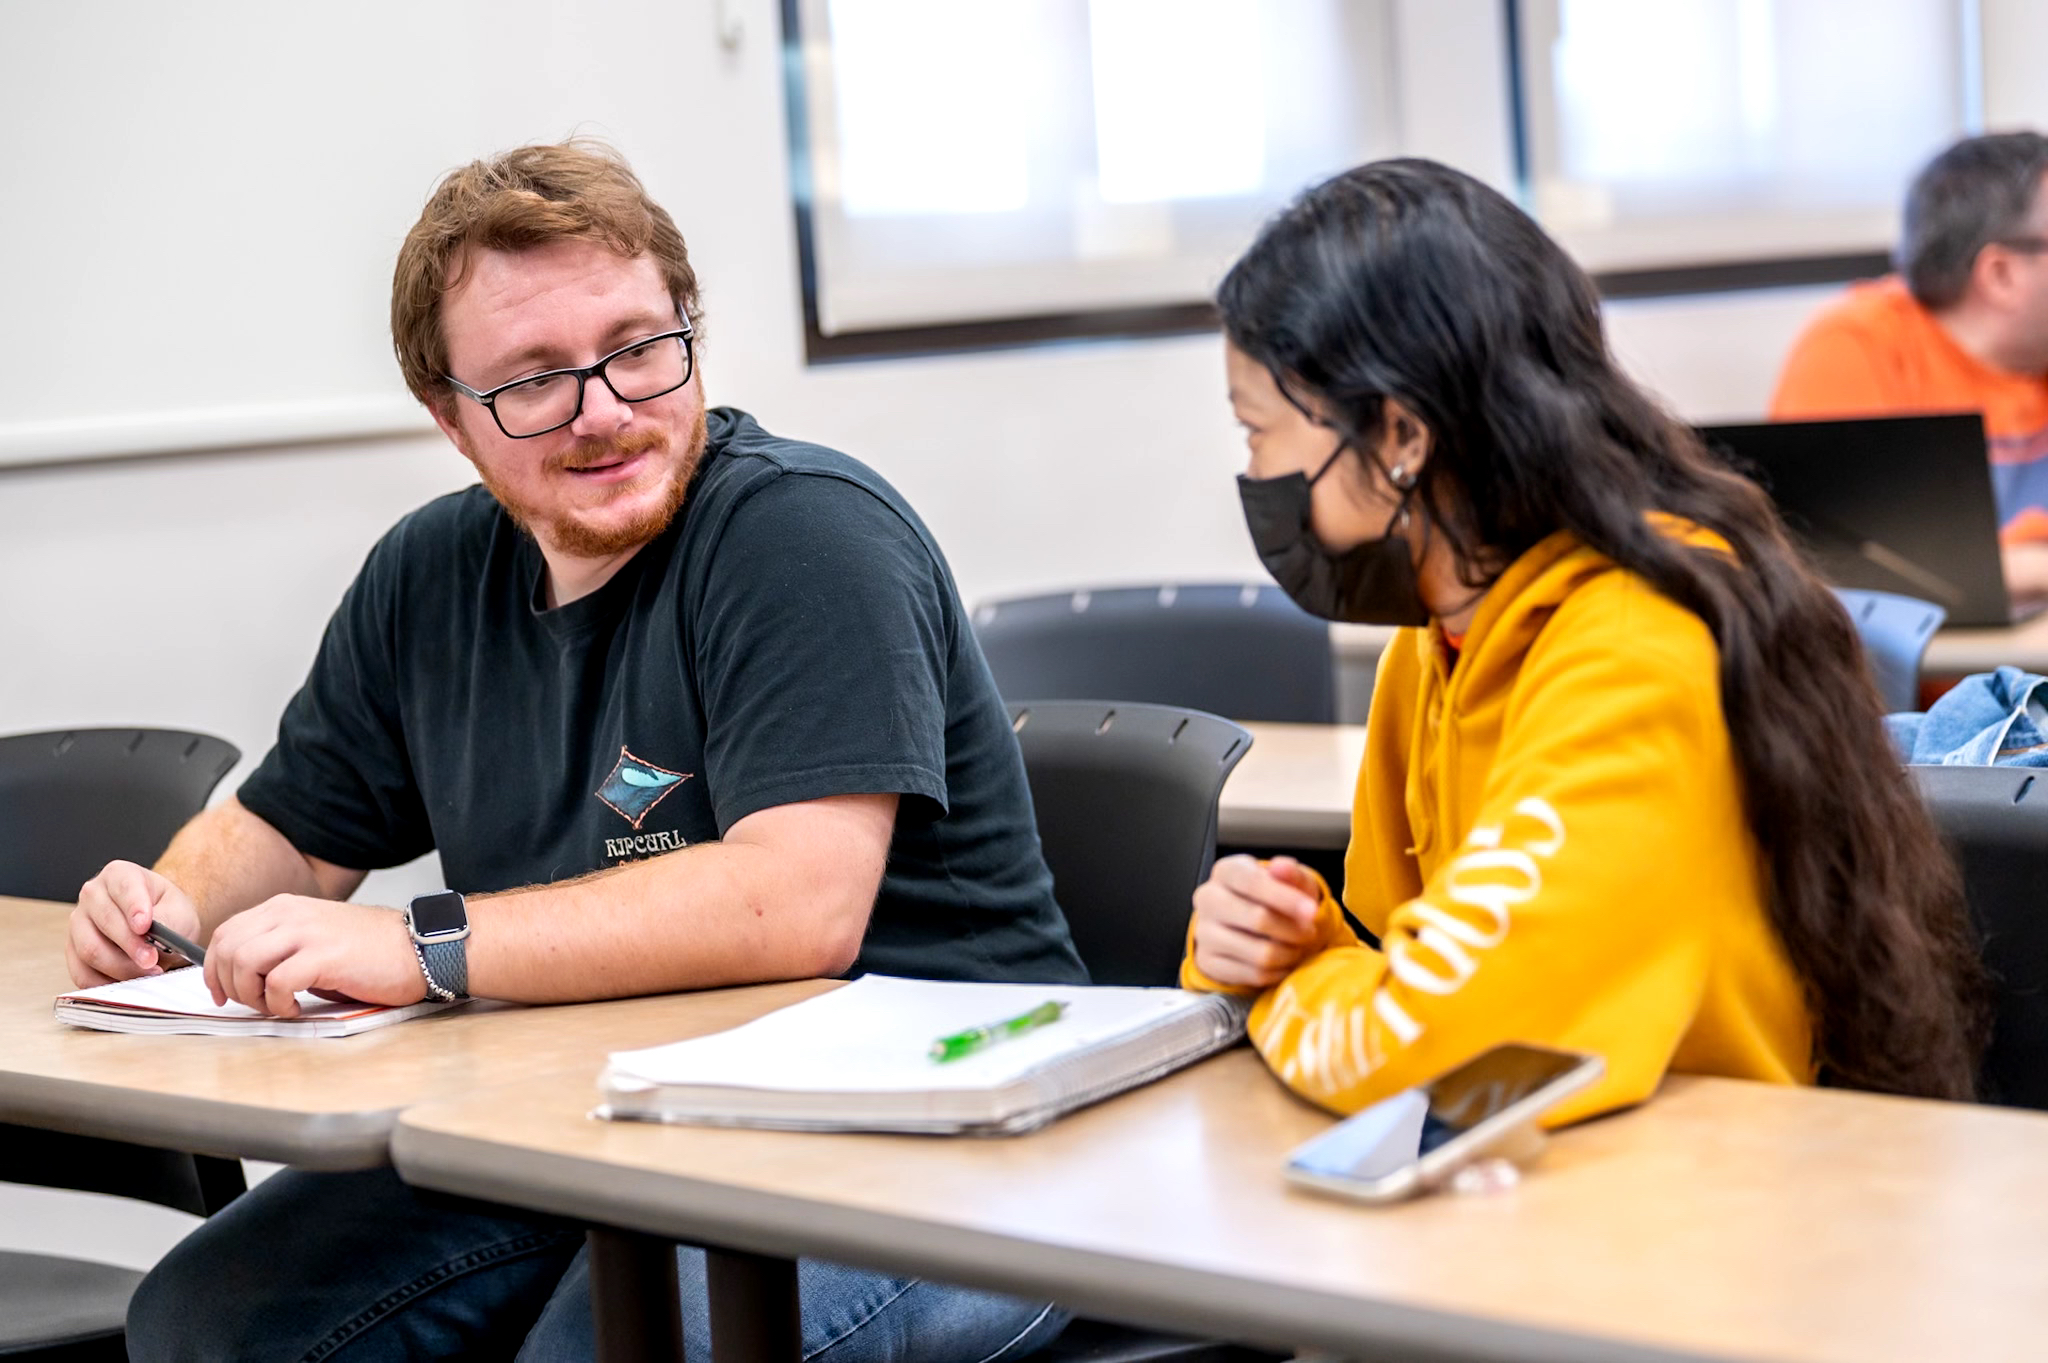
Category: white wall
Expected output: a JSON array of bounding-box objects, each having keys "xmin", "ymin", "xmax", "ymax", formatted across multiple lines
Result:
[
  {"xmin": 0, "ymin": 1, "xmax": 1854, "ymax": 807},
  {"xmin": 1, "ymin": 0, "xmax": 2041, "ymax": 1273},
  {"xmin": 1981, "ymin": 0, "xmax": 2048, "ymax": 131},
  {"xmin": 2, "ymin": 0, "xmax": 1977, "ymax": 904}
]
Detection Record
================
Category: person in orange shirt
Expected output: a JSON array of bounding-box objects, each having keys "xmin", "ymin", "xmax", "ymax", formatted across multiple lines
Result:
[
  {"xmin": 1185, "ymin": 158, "xmax": 1986, "ymax": 1127},
  {"xmin": 1773, "ymin": 131, "xmax": 2048, "ymax": 606}
]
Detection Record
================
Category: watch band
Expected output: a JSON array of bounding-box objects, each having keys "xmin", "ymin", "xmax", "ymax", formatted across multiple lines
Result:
[
  {"xmin": 411, "ymin": 937, "xmax": 457, "ymax": 1002},
  {"xmin": 420, "ymin": 936, "xmax": 469, "ymax": 999}
]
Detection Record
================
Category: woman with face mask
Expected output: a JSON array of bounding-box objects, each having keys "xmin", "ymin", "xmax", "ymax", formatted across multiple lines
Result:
[{"xmin": 1183, "ymin": 159, "xmax": 1986, "ymax": 1119}]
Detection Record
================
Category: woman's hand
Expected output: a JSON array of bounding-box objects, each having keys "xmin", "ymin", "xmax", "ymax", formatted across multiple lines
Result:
[{"xmin": 1190, "ymin": 855, "xmax": 1325, "ymax": 989}]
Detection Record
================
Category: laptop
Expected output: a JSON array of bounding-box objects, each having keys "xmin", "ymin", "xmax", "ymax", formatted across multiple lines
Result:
[{"xmin": 1699, "ymin": 414, "xmax": 2027, "ymax": 629}]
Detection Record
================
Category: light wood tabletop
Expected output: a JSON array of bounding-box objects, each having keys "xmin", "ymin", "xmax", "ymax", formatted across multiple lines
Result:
[
  {"xmin": 1331, "ymin": 621, "xmax": 1399, "ymax": 667},
  {"xmin": 0, "ymin": 896, "xmax": 832, "ymax": 1168},
  {"xmin": 1218, "ymin": 722, "xmax": 1365, "ymax": 851},
  {"xmin": 1339, "ymin": 609, "xmax": 2048, "ymax": 681},
  {"xmin": 1922, "ymin": 608, "xmax": 2048, "ymax": 677},
  {"xmin": 394, "ymin": 1042, "xmax": 2048, "ymax": 1363}
]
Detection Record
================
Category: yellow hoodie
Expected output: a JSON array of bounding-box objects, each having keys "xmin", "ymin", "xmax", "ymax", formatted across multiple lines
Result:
[{"xmin": 1183, "ymin": 529, "xmax": 1814, "ymax": 1125}]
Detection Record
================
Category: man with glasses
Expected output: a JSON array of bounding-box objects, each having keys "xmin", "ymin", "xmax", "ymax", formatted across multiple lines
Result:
[
  {"xmin": 69, "ymin": 141, "xmax": 1083, "ymax": 1362},
  {"xmin": 1774, "ymin": 130, "xmax": 2048, "ymax": 606}
]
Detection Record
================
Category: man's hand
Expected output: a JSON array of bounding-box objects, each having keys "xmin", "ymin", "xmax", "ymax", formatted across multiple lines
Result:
[
  {"xmin": 203, "ymin": 897, "xmax": 428, "ymax": 1017},
  {"xmin": 1189, "ymin": 855, "xmax": 1325, "ymax": 990},
  {"xmin": 68, "ymin": 861, "xmax": 204, "ymax": 987},
  {"xmin": 2003, "ymin": 542, "xmax": 2048, "ymax": 613}
]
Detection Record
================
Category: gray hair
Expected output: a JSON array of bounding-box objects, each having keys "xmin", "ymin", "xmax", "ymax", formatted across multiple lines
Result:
[{"xmin": 1899, "ymin": 131, "xmax": 2048, "ymax": 310}]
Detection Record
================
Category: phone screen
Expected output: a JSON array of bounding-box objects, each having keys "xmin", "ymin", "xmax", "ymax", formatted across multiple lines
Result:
[{"xmin": 1289, "ymin": 1044, "xmax": 1590, "ymax": 1181}]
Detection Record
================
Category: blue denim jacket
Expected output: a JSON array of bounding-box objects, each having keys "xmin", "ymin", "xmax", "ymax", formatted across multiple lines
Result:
[{"xmin": 1886, "ymin": 665, "xmax": 2048, "ymax": 766}]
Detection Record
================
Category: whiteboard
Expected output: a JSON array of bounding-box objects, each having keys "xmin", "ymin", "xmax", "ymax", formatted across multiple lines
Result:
[{"xmin": 0, "ymin": 1, "xmax": 704, "ymax": 468}]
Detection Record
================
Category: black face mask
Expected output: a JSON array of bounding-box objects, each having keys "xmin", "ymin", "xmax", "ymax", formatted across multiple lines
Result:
[{"xmin": 1237, "ymin": 445, "xmax": 1432, "ymax": 626}]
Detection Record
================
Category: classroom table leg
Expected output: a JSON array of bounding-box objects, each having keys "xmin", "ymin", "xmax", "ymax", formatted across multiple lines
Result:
[
  {"xmin": 588, "ymin": 1226, "xmax": 686, "ymax": 1363},
  {"xmin": 705, "ymin": 1246, "xmax": 801, "ymax": 1363}
]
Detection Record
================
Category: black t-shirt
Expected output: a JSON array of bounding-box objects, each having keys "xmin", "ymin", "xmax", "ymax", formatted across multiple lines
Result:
[{"xmin": 237, "ymin": 408, "xmax": 1086, "ymax": 985}]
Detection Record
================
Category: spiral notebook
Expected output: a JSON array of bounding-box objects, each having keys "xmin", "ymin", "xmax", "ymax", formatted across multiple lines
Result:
[
  {"xmin": 54, "ymin": 966, "xmax": 461, "ymax": 1038},
  {"xmin": 597, "ymin": 975, "xmax": 1250, "ymax": 1135}
]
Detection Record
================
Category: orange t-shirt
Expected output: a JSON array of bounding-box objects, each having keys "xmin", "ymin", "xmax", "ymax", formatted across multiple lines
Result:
[{"xmin": 1771, "ymin": 275, "xmax": 2048, "ymax": 544}]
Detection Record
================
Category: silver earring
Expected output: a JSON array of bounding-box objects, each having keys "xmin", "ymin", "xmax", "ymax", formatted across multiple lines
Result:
[{"xmin": 1390, "ymin": 463, "xmax": 1411, "ymax": 488}]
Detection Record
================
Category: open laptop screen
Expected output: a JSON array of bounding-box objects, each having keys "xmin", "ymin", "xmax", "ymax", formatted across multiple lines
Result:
[{"xmin": 1698, "ymin": 414, "xmax": 2015, "ymax": 628}]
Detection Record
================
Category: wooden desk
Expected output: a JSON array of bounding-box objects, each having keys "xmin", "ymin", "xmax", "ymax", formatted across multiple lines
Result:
[
  {"xmin": 394, "ymin": 1053, "xmax": 2048, "ymax": 1363},
  {"xmin": 1218, "ymin": 722, "xmax": 1365, "ymax": 851},
  {"xmin": 0, "ymin": 897, "xmax": 830, "ymax": 1168},
  {"xmin": 1330, "ymin": 622, "xmax": 1398, "ymax": 679},
  {"xmin": 1340, "ymin": 609, "xmax": 2048, "ymax": 682},
  {"xmin": 1923, "ymin": 609, "xmax": 2048, "ymax": 676}
]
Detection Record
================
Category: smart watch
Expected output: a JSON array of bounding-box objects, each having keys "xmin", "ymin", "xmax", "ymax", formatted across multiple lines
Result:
[{"xmin": 404, "ymin": 890, "xmax": 470, "ymax": 1000}]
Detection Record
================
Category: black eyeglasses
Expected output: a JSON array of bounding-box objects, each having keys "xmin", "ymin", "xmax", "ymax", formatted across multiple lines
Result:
[
  {"xmin": 445, "ymin": 326, "xmax": 696, "ymax": 439},
  {"xmin": 1995, "ymin": 236, "xmax": 2048, "ymax": 255}
]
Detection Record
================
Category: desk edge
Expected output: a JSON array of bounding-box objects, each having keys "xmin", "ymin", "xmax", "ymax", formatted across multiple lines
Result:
[
  {"xmin": 2, "ymin": 1073, "xmax": 399, "ymax": 1169},
  {"xmin": 390, "ymin": 1121, "xmax": 1750, "ymax": 1363},
  {"xmin": 1215, "ymin": 808, "xmax": 1351, "ymax": 851}
]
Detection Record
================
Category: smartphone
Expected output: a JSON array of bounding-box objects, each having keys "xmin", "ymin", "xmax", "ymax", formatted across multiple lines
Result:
[{"xmin": 1284, "ymin": 1042, "xmax": 1604, "ymax": 1205}]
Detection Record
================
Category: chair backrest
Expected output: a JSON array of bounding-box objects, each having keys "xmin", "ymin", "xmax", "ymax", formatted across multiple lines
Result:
[
  {"xmin": 976, "ymin": 584, "xmax": 1335, "ymax": 724},
  {"xmin": 0, "ymin": 728, "xmax": 240, "ymax": 902},
  {"xmin": 1008, "ymin": 701, "xmax": 1252, "ymax": 987},
  {"xmin": 1909, "ymin": 764, "xmax": 2048, "ymax": 1110},
  {"xmin": 0, "ymin": 728, "xmax": 248, "ymax": 1222},
  {"xmin": 1834, "ymin": 588, "xmax": 1944, "ymax": 713}
]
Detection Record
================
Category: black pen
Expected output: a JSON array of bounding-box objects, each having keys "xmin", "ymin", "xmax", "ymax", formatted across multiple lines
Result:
[{"xmin": 144, "ymin": 921, "xmax": 206, "ymax": 967}]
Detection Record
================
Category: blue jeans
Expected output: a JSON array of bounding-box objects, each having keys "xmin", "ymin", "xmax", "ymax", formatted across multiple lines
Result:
[{"xmin": 127, "ymin": 1166, "xmax": 1071, "ymax": 1362}]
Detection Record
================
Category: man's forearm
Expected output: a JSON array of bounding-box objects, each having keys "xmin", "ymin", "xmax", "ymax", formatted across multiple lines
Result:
[
  {"xmin": 164, "ymin": 792, "xmax": 889, "ymax": 1009},
  {"xmin": 157, "ymin": 797, "xmax": 364, "ymax": 939},
  {"xmin": 462, "ymin": 798, "xmax": 891, "ymax": 1003}
]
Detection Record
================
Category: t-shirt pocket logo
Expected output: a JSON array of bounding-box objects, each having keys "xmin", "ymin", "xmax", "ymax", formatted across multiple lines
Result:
[{"xmin": 596, "ymin": 746, "xmax": 694, "ymax": 828}]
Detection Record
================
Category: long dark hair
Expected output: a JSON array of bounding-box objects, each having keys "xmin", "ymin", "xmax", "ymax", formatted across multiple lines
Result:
[{"xmin": 1220, "ymin": 158, "xmax": 1986, "ymax": 1101}]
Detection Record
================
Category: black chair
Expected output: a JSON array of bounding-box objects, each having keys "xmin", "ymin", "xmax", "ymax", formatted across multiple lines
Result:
[
  {"xmin": 976, "ymin": 585, "xmax": 1336, "ymax": 724},
  {"xmin": 1008, "ymin": 701, "xmax": 1283, "ymax": 1363},
  {"xmin": 1835, "ymin": 588, "xmax": 1944, "ymax": 714},
  {"xmin": 0, "ymin": 1131, "xmax": 251, "ymax": 1362},
  {"xmin": 1909, "ymin": 764, "xmax": 2048, "ymax": 1110},
  {"xmin": 1010, "ymin": 700, "xmax": 1253, "ymax": 988},
  {"xmin": 0, "ymin": 727, "xmax": 246, "ymax": 1361},
  {"xmin": 0, "ymin": 727, "xmax": 241, "ymax": 902}
]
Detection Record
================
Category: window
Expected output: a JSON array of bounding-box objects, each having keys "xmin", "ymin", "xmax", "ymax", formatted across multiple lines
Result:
[
  {"xmin": 1513, "ymin": 0, "xmax": 1980, "ymax": 276},
  {"xmin": 784, "ymin": 0, "xmax": 1398, "ymax": 357}
]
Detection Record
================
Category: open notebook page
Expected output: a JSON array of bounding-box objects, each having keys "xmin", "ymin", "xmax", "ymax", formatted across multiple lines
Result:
[{"xmin": 55, "ymin": 965, "xmax": 457, "ymax": 1036}]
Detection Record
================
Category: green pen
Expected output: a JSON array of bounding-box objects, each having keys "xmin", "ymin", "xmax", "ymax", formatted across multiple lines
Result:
[{"xmin": 929, "ymin": 1000, "xmax": 1067, "ymax": 1064}]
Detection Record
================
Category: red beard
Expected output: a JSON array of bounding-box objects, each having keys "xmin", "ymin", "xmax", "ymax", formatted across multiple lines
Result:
[{"xmin": 481, "ymin": 406, "xmax": 707, "ymax": 558}]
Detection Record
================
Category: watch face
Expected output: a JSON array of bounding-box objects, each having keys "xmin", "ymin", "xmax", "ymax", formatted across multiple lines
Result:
[{"xmin": 410, "ymin": 891, "xmax": 468, "ymax": 937}]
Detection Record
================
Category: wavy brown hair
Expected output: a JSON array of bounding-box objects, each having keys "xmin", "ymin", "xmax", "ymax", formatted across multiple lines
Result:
[
  {"xmin": 391, "ymin": 138, "xmax": 701, "ymax": 412},
  {"xmin": 1220, "ymin": 158, "xmax": 1987, "ymax": 1100}
]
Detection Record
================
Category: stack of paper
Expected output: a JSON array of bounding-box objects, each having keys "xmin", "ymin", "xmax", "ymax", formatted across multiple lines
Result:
[
  {"xmin": 599, "ymin": 974, "xmax": 1249, "ymax": 1135},
  {"xmin": 54, "ymin": 966, "xmax": 462, "ymax": 1038}
]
